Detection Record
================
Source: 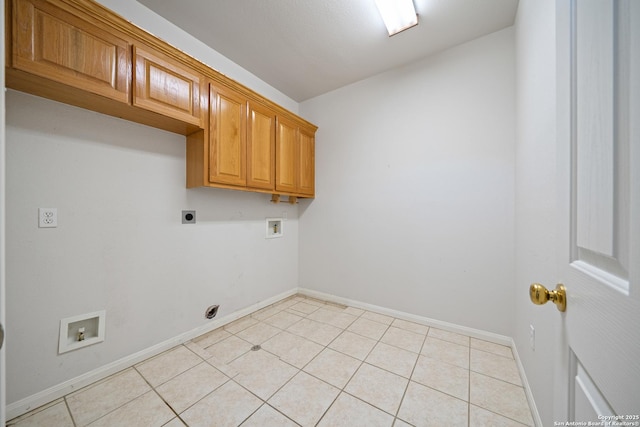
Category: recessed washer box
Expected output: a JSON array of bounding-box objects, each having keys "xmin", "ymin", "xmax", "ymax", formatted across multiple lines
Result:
[
  {"xmin": 59, "ymin": 310, "xmax": 105, "ymax": 354},
  {"xmin": 266, "ymin": 218, "xmax": 283, "ymax": 239}
]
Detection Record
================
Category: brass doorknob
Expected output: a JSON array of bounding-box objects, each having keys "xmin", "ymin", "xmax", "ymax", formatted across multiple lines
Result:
[{"xmin": 529, "ymin": 283, "xmax": 567, "ymax": 312}]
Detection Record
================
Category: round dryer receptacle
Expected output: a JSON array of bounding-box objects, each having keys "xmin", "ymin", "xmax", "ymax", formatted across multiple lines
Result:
[{"xmin": 205, "ymin": 305, "xmax": 219, "ymax": 319}]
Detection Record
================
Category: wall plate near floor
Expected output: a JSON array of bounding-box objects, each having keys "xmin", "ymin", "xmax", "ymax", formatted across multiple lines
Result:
[
  {"xmin": 266, "ymin": 218, "xmax": 283, "ymax": 239},
  {"xmin": 59, "ymin": 310, "xmax": 106, "ymax": 354}
]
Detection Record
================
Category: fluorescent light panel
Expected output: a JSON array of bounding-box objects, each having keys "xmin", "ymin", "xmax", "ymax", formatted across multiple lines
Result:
[{"xmin": 374, "ymin": 0, "xmax": 418, "ymax": 36}]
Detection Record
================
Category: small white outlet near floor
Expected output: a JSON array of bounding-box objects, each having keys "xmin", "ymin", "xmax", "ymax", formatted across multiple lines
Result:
[
  {"xmin": 59, "ymin": 310, "xmax": 106, "ymax": 354},
  {"xmin": 38, "ymin": 208, "xmax": 58, "ymax": 228},
  {"xmin": 529, "ymin": 324, "xmax": 535, "ymax": 351}
]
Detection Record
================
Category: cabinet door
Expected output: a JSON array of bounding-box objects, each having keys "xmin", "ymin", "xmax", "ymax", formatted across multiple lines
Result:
[
  {"xmin": 247, "ymin": 101, "xmax": 276, "ymax": 190},
  {"xmin": 275, "ymin": 115, "xmax": 299, "ymax": 194},
  {"xmin": 133, "ymin": 46, "xmax": 202, "ymax": 128},
  {"xmin": 298, "ymin": 126, "xmax": 315, "ymax": 196},
  {"xmin": 12, "ymin": 0, "xmax": 129, "ymax": 103},
  {"xmin": 209, "ymin": 84, "xmax": 247, "ymax": 186}
]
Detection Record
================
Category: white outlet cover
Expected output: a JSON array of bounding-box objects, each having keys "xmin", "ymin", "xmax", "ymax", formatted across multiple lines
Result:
[
  {"xmin": 529, "ymin": 324, "xmax": 535, "ymax": 351},
  {"xmin": 38, "ymin": 208, "xmax": 58, "ymax": 228}
]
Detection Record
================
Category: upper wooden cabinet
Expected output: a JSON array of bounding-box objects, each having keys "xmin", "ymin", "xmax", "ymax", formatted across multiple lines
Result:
[
  {"xmin": 133, "ymin": 45, "xmax": 202, "ymax": 128},
  {"xmin": 298, "ymin": 126, "xmax": 316, "ymax": 196},
  {"xmin": 207, "ymin": 82, "xmax": 277, "ymax": 191},
  {"xmin": 247, "ymin": 101, "xmax": 276, "ymax": 191},
  {"xmin": 275, "ymin": 115, "xmax": 299, "ymax": 195},
  {"xmin": 187, "ymin": 82, "xmax": 315, "ymax": 198},
  {"xmin": 7, "ymin": 0, "xmax": 316, "ymax": 199},
  {"xmin": 7, "ymin": 0, "xmax": 204, "ymax": 135},
  {"xmin": 10, "ymin": 0, "xmax": 130, "ymax": 103},
  {"xmin": 276, "ymin": 116, "xmax": 316, "ymax": 197},
  {"xmin": 209, "ymin": 83, "xmax": 247, "ymax": 187}
]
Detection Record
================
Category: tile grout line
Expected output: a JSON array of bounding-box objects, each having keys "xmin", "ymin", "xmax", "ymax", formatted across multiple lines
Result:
[
  {"xmin": 392, "ymin": 325, "xmax": 429, "ymax": 425},
  {"xmin": 167, "ymin": 372, "xmax": 233, "ymax": 422},
  {"xmin": 311, "ymin": 390, "xmax": 341, "ymax": 426},
  {"xmin": 467, "ymin": 370, "xmax": 533, "ymax": 421},
  {"xmin": 318, "ymin": 316, "xmax": 403, "ymax": 421},
  {"xmin": 468, "ymin": 403, "xmax": 530, "ymax": 427},
  {"xmin": 66, "ymin": 367, "xmax": 153, "ymax": 427},
  {"xmin": 138, "ymin": 343, "xmax": 228, "ymax": 425},
  {"xmin": 471, "ymin": 345, "xmax": 516, "ymax": 359},
  {"xmin": 237, "ymin": 324, "xmax": 331, "ymax": 424},
  {"xmin": 234, "ymin": 399, "xmax": 297, "ymax": 427},
  {"xmin": 146, "ymin": 345, "xmax": 215, "ymax": 427},
  {"xmin": 131, "ymin": 363, "xmax": 185, "ymax": 425},
  {"xmin": 63, "ymin": 397, "xmax": 78, "ymax": 427},
  {"xmin": 310, "ymin": 304, "xmax": 374, "ymax": 426},
  {"xmin": 285, "ymin": 299, "xmax": 364, "ymax": 426}
]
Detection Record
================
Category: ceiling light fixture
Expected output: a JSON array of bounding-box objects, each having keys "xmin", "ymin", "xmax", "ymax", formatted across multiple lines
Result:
[{"xmin": 374, "ymin": 0, "xmax": 418, "ymax": 36}]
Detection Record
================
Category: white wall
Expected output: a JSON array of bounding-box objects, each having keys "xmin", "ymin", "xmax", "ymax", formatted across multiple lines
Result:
[
  {"xmin": 513, "ymin": 0, "xmax": 557, "ymax": 425},
  {"xmin": 5, "ymin": 1, "xmax": 302, "ymax": 406},
  {"xmin": 299, "ymin": 28, "xmax": 516, "ymax": 336},
  {"xmin": 5, "ymin": 91, "xmax": 299, "ymax": 404}
]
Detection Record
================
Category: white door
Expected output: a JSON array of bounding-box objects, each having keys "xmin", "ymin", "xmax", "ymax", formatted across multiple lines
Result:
[{"xmin": 554, "ymin": 0, "xmax": 640, "ymax": 421}]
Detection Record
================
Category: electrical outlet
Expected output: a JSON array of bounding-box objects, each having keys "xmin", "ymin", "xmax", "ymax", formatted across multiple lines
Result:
[
  {"xmin": 39, "ymin": 208, "xmax": 58, "ymax": 228},
  {"xmin": 182, "ymin": 210, "xmax": 196, "ymax": 224},
  {"xmin": 529, "ymin": 324, "xmax": 535, "ymax": 351}
]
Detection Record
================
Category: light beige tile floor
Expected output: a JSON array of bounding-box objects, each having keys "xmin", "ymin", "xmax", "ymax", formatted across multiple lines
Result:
[{"xmin": 7, "ymin": 295, "xmax": 535, "ymax": 427}]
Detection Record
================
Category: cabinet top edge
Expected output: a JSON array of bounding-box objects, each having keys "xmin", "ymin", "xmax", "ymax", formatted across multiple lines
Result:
[{"xmin": 39, "ymin": 0, "xmax": 316, "ymax": 129}]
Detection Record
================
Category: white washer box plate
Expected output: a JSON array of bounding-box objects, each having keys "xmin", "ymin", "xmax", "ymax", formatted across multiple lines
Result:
[{"xmin": 59, "ymin": 310, "xmax": 106, "ymax": 354}]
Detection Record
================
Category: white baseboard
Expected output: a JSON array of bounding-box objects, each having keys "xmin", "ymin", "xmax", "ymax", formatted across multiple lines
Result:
[
  {"xmin": 6, "ymin": 288, "xmax": 297, "ymax": 421},
  {"xmin": 298, "ymin": 287, "xmax": 512, "ymax": 346},
  {"xmin": 511, "ymin": 340, "xmax": 543, "ymax": 427}
]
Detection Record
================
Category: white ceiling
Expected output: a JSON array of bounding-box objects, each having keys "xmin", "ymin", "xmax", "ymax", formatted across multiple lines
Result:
[{"xmin": 137, "ymin": 0, "xmax": 519, "ymax": 102}]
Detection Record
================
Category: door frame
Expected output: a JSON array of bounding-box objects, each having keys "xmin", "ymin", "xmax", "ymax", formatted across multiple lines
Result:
[
  {"xmin": 1, "ymin": 0, "xmax": 7, "ymax": 423},
  {"xmin": 553, "ymin": 1, "xmax": 573, "ymax": 421}
]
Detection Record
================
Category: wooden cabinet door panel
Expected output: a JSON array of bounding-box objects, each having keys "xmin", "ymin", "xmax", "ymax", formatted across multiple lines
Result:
[
  {"xmin": 133, "ymin": 46, "xmax": 202, "ymax": 127},
  {"xmin": 209, "ymin": 84, "xmax": 246, "ymax": 186},
  {"xmin": 275, "ymin": 116, "xmax": 298, "ymax": 193},
  {"xmin": 247, "ymin": 101, "xmax": 275, "ymax": 190},
  {"xmin": 12, "ymin": 0, "xmax": 129, "ymax": 102},
  {"xmin": 298, "ymin": 126, "xmax": 315, "ymax": 196}
]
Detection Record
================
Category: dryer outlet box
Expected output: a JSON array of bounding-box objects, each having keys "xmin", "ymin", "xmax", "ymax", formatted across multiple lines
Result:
[{"xmin": 182, "ymin": 210, "xmax": 196, "ymax": 224}]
